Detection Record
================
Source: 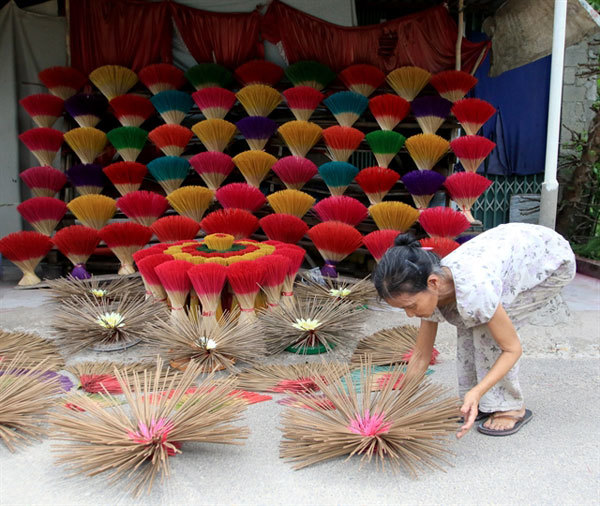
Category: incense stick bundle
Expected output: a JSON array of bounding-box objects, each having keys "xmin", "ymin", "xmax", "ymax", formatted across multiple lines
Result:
[
  {"xmin": 110, "ymin": 94, "xmax": 155, "ymax": 127},
  {"xmin": 430, "ymin": 70, "xmax": 477, "ymax": 102},
  {"xmin": 147, "ymin": 156, "xmax": 190, "ymax": 195},
  {"xmin": 187, "ymin": 262, "xmax": 227, "ymax": 327},
  {"xmin": 149, "ymin": 124, "xmax": 193, "ymax": 157},
  {"xmin": 350, "ymin": 325, "xmax": 418, "ymax": 367},
  {"xmin": 227, "ymin": 260, "xmax": 265, "ymax": 326},
  {"xmin": 369, "ymin": 201, "xmax": 420, "ymax": 232},
  {"xmin": 64, "ymin": 127, "xmax": 108, "ymax": 164},
  {"xmin": 99, "ymin": 222, "xmax": 153, "ymax": 275},
  {"xmin": 354, "ymin": 166, "xmax": 400, "ymax": 205},
  {"xmin": 362, "ymin": 229, "xmax": 398, "ymax": 262},
  {"xmin": 139, "ymin": 63, "xmax": 186, "ymax": 94},
  {"xmin": 322, "ymin": 126, "xmax": 365, "ymax": 162},
  {"xmin": 278, "ymin": 121, "xmax": 322, "ymax": 158},
  {"xmin": 151, "ymin": 215, "xmax": 200, "ymax": 243},
  {"xmin": 107, "ymin": 126, "xmax": 147, "ymax": 162},
  {"xmin": 64, "ymin": 93, "xmax": 108, "ymax": 128},
  {"xmin": 418, "ymin": 206, "xmax": 471, "ymax": 238},
  {"xmin": 116, "ymin": 190, "xmax": 169, "ymax": 227},
  {"xmin": 189, "ymin": 151, "xmax": 234, "ymax": 191},
  {"xmin": 67, "ymin": 163, "xmax": 106, "ymax": 195},
  {"xmin": 192, "ymin": 87, "xmax": 236, "ymax": 120},
  {"xmin": 166, "ymin": 186, "xmax": 214, "ymax": 223},
  {"xmin": 258, "ymin": 254, "xmax": 290, "ymax": 310},
  {"xmin": 451, "ymin": 98, "xmax": 497, "ymax": 136},
  {"xmin": 216, "ymin": 183, "xmax": 266, "ymax": 213},
  {"xmin": 154, "ymin": 260, "xmax": 193, "ymax": 320},
  {"xmin": 275, "ymin": 245, "xmax": 306, "ymax": 305},
  {"xmin": 420, "ymin": 237, "xmax": 460, "ymax": 258},
  {"xmin": 0, "ymin": 329, "xmax": 64, "ymax": 371},
  {"xmin": 318, "ymin": 161, "xmax": 359, "ymax": 196},
  {"xmin": 38, "ymin": 66, "xmax": 87, "ymax": 99},
  {"xmin": 450, "ymin": 135, "xmax": 496, "ymax": 173},
  {"xmin": 444, "ymin": 172, "xmax": 492, "ymax": 223},
  {"xmin": 295, "ymin": 274, "xmax": 378, "ymax": 308},
  {"xmin": 313, "ymin": 195, "xmax": 368, "ymax": 226},
  {"xmin": 200, "ymin": 208, "xmax": 259, "ymax": 240},
  {"xmin": 51, "ymin": 225, "xmax": 100, "ymax": 279},
  {"xmin": 259, "ymin": 213, "xmax": 308, "ymax": 245},
  {"xmin": 89, "ymin": 65, "xmax": 138, "ymax": 101},
  {"xmin": 65, "ymin": 361, "xmax": 148, "ymax": 394},
  {"xmin": 271, "ymin": 156, "xmax": 317, "ymax": 190},
  {"xmin": 236, "ymin": 116, "xmax": 278, "ymax": 151},
  {"xmin": 323, "ymin": 91, "xmax": 368, "ymax": 127},
  {"xmin": 339, "ymin": 64, "xmax": 385, "ymax": 97},
  {"xmin": 284, "ymin": 61, "xmax": 336, "ymax": 90},
  {"xmin": 150, "ymin": 90, "xmax": 193, "ymax": 125},
  {"xmin": 401, "ymin": 170, "xmax": 446, "ymax": 210},
  {"xmin": 235, "ymin": 60, "xmax": 284, "ymax": 86},
  {"xmin": 17, "ymin": 196, "xmax": 67, "ymax": 236},
  {"xmin": 103, "ymin": 161, "xmax": 148, "ymax": 196},
  {"xmin": 191, "ymin": 119, "xmax": 237, "ymax": 152},
  {"xmin": 236, "ymin": 84, "xmax": 282, "ymax": 117},
  {"xmin": 308, "ymin": 221, "xmax": 363, "ymax": 278},
  {"xmin": 365, "ymin": 130, "xmax": 406, "ymax": 168},
  {"xmin": 185, "ymin": 63, "xmax": 232, "ymax": 89},
  {"xmin": 135, "ymin": 253, "xmax": 170, "ymax": 302},
  {"xmin": 20, "ymin": 166, "xmax": 67, "ymax": 198},
  {"xmin": 19, "ymin": 93, "xmax": 64, "ymax": 128},
  {"xmin": 0, "ymin": 231, "xmax": 52, "ymax": 286},
  {"xmin": 411, "ymin": 96, "xmax": 453, "ymax": 135},
  {"xmin": 19, "ymin": 127, "xmax": 64, "ymax": 166},
  {"xmin": 386, "ymin": 66, "xmax": 431, "ymax": 101},
  {"xmin": 45, "ymin": 276, "xmax": 145, "ymax": 302},
  {"xmin": 232, "ymin": 150, "xmax": 277, "ymax": 188},
  {"xmin": 368, "ymin": 94, "xmax": 410, "ymax": 130},
  {"xmin": 282, "ymin": 86, "xmax": 324, "ymax": 121},
  {"xmin": 267, "ymin": 189, "xmax": 315, "ymax": 218}
]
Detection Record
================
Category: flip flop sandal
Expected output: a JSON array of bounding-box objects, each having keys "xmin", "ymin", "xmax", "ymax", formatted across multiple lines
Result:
[{"xmin": 477, "ymin": 409, "xmax": 533, "ymax": 436}]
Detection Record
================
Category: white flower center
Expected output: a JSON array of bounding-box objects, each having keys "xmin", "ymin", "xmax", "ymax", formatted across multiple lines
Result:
[
  {"xmin": 329, "ymin": 288, "xmax": 352, "ymax": 298},
  {"xmin": 292, "ymin": 318, "xmax": 322, "ymax": 331},
  {"xmin": 199, "ymin": 336, "xmax": 217, "ymax": 350},
  {"xmin": 96, "ymin": 312, "xmax": 125, "ymax": 329}
]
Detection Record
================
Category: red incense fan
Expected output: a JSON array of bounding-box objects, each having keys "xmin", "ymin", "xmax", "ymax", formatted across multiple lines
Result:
[
  {"xmin": 19, "ymin": 94, "xmax": 64, "ymax": 128},
  {"xmin": 188, "ymin": 262, "xmax": 227, "ymax": 323},
  {"xmin": 0, "ymin": 231, "xmax": 52, "ymax": 286},
  {"xmin": 450, "ymin": 136, "xmax": 496, "ymax": 173},
  {"xmin": 20, "ymin": 166, "xmax": 67, "ymax": 198},
  {"xmin": 103, "ymin": 161, "xmax": 148, "ymax": 195},
  {"xmin": 99, "ymin": 222, "xmax": 153, "ymax": 275},
  {"xmin": 189, "ymin": 151, "xmax": 234, "ymax": 191},
  {"xmin": 418, "ymin": 206, "xmax": 471, "ymax": 238},
  {"xmin": 259, "ymin": 214, "xmax": 308, "ymax": 244},
  {"xmin": 234, "ymin": 60, "xmax": 284, "ymax": 86},
  {"xmin": 138, "ymin": 64, "xmax": 186, "ymax": 94},
  {"xmin": 259, "ymin": 254, "xmax": 290, "ymax": 309},
  {"xmin": 192, "ymin": 88, "xmax": 236, "ymax": 120},
  {"xmin": 38, "ymin": 66, "xmax": 87, "ymax": 99},
  {"xmin": 322, "ymin": 126, "xmax": 364, "ymax": 162},
  {"xmin": 355, "ymin": 167, "xmax": 400, "ymax": 205},
  {"xmin": 215, "ymin": 183, "xmax": 266, "ymax": 213},
  {"xmin": 136, "ymin": 253, "xmax": 170, "ymax": 302},
  {"xmin": 154, "ymin": 259, "xmax": 193, "ymax": 319},
  {"xmin": 276, "ymin": 245, "xmax": 306, "ymax": 302},
  {"xmin": 51, "ymin": 225, "xmax": 100, "ymax": 279},
  {"xmin": 339, "ymin": 64, "xmax": 385, "ymax": 97},
  {"xmin": 430, "ymin": 71, "xmax": 478, "ymax": 102},
  {"xmin": 151, "ymin": 216, "xmax": 200, "ymax": 243},
  {"xmin": 271, "ymin": 156, "xmax": 317, "ymax": 191},
  {"xmin": 419, "ymin": 237, "xmax": 460, "ymax": 258},
  {"xmin": 368, "ymin": 94, "xmax": 410, "ymax": 131},
  {"xmin": 117, "ymin": 190, "xmax": 169, "ymax": 227},
  {"xmin": 307, "ymin": 221, "xmax": 362, "ymax": 278},
  {"xmin": 282, "ymin": 87, "xmax": 324, "ymax": 122},
  {"xmin": 451, "ymin": 98, "xmax": 496, "ymax": 136},
  {"xmin": 110, "ymin": 95, "xmax": 155, "ymax": 127},
  {"xmin": 200, "ymin": 209, "xmax": 259, "ymax": 240},
  {"xmin": 17, "ymin": 197, "xmax": 67, "ymax": 236},
  {"xmin": 313, "ymin": 196, "xmax": 368, "ymax": 227},
  {"xmin": 149, "ymin": 124, "xmax": 193, "ymax": 157},
  {"xmin": 227, "ymin": 260, "xmax": 265, "ymax": 324},
  {"xmin": 362, "ymin": 229, "xmax": 398, "ymax": 262},
  {"xmin": 19, "ymin": 128, "xmax": 63, "ymax": 166},
  {"xmin": 444, "ymin": 173, "xmax": 492, "ymax": 223}
]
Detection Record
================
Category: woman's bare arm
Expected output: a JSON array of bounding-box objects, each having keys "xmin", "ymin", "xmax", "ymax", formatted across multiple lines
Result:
[{"xmin": 403, "ymin": 319, "xmax": 438, "ymax": 382}]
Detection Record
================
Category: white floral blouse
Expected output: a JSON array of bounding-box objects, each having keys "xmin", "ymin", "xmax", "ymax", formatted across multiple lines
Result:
[{"xmin": 425, "ymin": 223, "xmax": 575, "ymax": 328}]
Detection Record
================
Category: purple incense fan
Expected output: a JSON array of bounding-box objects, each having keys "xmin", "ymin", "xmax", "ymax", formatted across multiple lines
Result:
[
  {"xmin": 236, "ymin": 116, "xmax": 278, "ymax": 151},
  {"xmin": 64, "ymin": 93, "xmax": 108, "ymax": 128},
  {"xmin": 67, "ymin": 163, "xmax": 106, "ymax": 195},
  {"xmin": 401, "ymin": 170, "xmax": 446, "ymax": 210},
  {"xmin": 456, "ymin": 235, "xmax": 475, "ymax": 244},
  {"xmin": 411, "ymin": 96, "xmax": 453, "ymax": 134},
  {"xmin": 0, "ymin": 369, "xmax": 74, "ymax": 392}
]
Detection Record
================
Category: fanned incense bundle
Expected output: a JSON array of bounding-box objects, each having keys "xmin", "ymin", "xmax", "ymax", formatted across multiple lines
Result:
[
  {"xmin": 318, "ymin": 161, "xmax": 359, "ymax": 196},
  {"xmin": 0, "ymin": 354, "xmax": 62, "ymax": 452},
  {"xmin": 339, "ymin": 64, "xmax": 385, "ymax": 97},
  {"xmin": 51, "ymin": 225, "xmax": 99, "ymax": 279},
  {"xmin": 151, "ymin": 90, "xmax": 193, "ymax": 125},
  {"xmin": 38, "ymin": 66, "xmax": 87, "ymax": 99},
  {"xmin": 362, "ymin": 229, "xmax": 398, "ymax": 262},
  {"xmin": 369, "ymin": 201, "xmax": 419, "ymax": 232},
  {"xmin": 110, "ymin": 95, "xmax": 155, "ymax": 127},
  {"xmin": 0, "ymin": 231, "xmax": 52, "ymax": 286},
  {"xmin": 167, "ymin": 186, "xmax": 214, "ymax": 222},
  {"xmin": 276, "ymin": 245, "xmax": 306, "ymax": 304},
  {"xmin": 279, "ymin": 361, "xmax": 460, "ymax": 473},
  {"xmin": 200, "ymin": 209, "xmax": 259, "ymax": 240},
  {"xmin": 67, "ymin": 194, "xmax": 116, "ymax": 230},
  {"xmin": 365, "ymin": 130, "xmax": 406, "ymax": 168},
  {"xmin": 278, "ymin": 121, "xmax": 322, "ymax": 157},
  {"xmin": 64, "ymin": 93, "xmax": 108, "ymax": 128},
  {"xmin": 368, "ymin": 93, "xmax": 410, "ymax": 130},
  {"xmin": 411, "ymin": 96, "xmax": 453, "ymax": 134},
  {"xmin": 313, "ymin": 196, "xmax": 368, "ymax": 226},
  {"xmin": 51, "ymin": 358, "xmax": 249, "ymax": 497},
  {"xmin": 323, "ymin": 91, "xmax": 368, "ymax": 127},
  {"xmin": 267, "ymin": 189, "xmax": 315, "ymax": 218},
  {"xmin": 189, "ymin": 151, "xmax": 234, "ymax": 190},
  {"xmin": 46, "ymin": 276, "xmax": 145, "ymax": 302},
  {"xmin": 17, "ymin": 197, "xmax": 67, "ymax": 236},
  {"xmin": 355, "ymin": 166, "xmax": 400, "ymax": 205},
  {"xmin": 386, "ymin": 66, "xmax": 431, "ymax": 101},
  {"xmin": 351, "ymin": 325, "xmax": 417, "ymax": 367},
  {"xmin": 284, "ymin": 61, "xmax": 336, "ymax": 90},
  {"xmin": 444, "ymin": 172, "xmax": 492, "ymax": 223},
  {"xmin": 99, "ymin": 222, "xmax": 153, "ymax": 275},
  {"xmin": 67, "ymin": 163, "xmax": 106, "ymax": 195},
  {"xmin": 235, "ymin": 60, "xmax": 284, "ymax": 86},
  {"xmin": 282, "ymin": 86, "xmax": 324, "ymax": 121},
  {"xmin": 295, "ymin": 274, "xmax": 379, "ymax": 308},
  {"xmin": 227, "ymin": 260, "xmax": 265, "ymax": 324},
  {"xmin": 418, "ymin": 206, "xmax": 471, "ymax": 238},
  {"xmin": 430, "ymin": 70, "xmax": 478, "ymax": 102},
  {"xmin": 65, "ymin": 361, "xmax": 147, "ymax": 394},
  {"xmin": 259, "ymin": 297, "xmax": 363, "ymax": 355},
  {"xmin": 151, "ymin": 216, "xmax": 200, "ymax": 243},
  {"xmin": 216, "ymin": 183, "xmax": 266, "ymax": 212},
  {"xmin": 103, "ymin": 161, "xmax": 148, "ymax": 195},
  {"xmin": 188, "ymin": 262, "xmax": 227, "ymax": 325},
  {"xmin": 19, "ymin": 128, "xmax": 63, "ymax": 166},
  {"xmin": 146, "ymin": 156, "xmax": 189, "ymax": 194},
  {"xmin": 0, "ymin": 330, "xmax": 64, "ymax": 371},
  {"xmin": 154, "ymin": 260, "xmax": 193, "ymax": 319},
  {"xmin": 138, "ymin": 63, "xmax": 186, "ymax": 94},
  {"xmin": 136, "ymin": 253, "xmax": 170, "ymax": 302},
  {"xmin": 420, "ymin": 237, "xmax": 460, "ymax": 258},
  {"xmin": 149, "ymin": 124, "xmax": 193, "ymax": 157},
  {"xmin": 404, "ymin": 133, "xmax": 449, "ymax": 171},
  {"xmin": 20, "ymin": 166, "xmax": 67, "ymax": 198},
  {"xmin": 258, "ymin": 253, "xmax": 290, "ymax": 310},
  {"xmin": 272, "ymin": 156, "xmax": 317, "ymax": 190},
  {"xmin": 236, "ymin": 116, "xmax": 278, "ymax": 151},
  {"xmin": 107, "ymin": 126, "xmax": 147, "ymax": 162},
  {"xmin": 401, "ymin": 170, "xmax": 446, "ymax": 210},
  {"xmin": 451, "ymin": 98, "xmax": 497, "ymax": 136},
  {"xmin": 308, "ymin": 221, "xmax": 362, "ymax": 278},
  {"xmin": 259, "ymin": 214, "xmax": 308, "ymax": 244},
  {"xmin": 322, "ymin": 126, "xmax": 364, "ymax": 162},
  {"xmin": 19, "ymin": 94, "xmax": 64, "ymax": 128},
  {"xmin": 450, "ymin": 135, "xmax": 496, "ymax": 173},
  {"xmin": 192, "ymin": 119, "xmax": 236, "ymax": 152},
  {"xmin": 236, "ymin": 84, "xmax": 282, "ymax": 117},
  {"xmin": 89, "ymin": 65, "xmax": 138, "ymax": 101},
  {"xmin": 185, "ymin": 63, "xmax": 232, "ymax": 90},
  {"xmin": 192, "ymin": 87, "xmax": 236, "ymax": 120},
  {"xmin": 232, "ymin": 150, "xmax": 277, "ymax": 188},
  {"xmin": 117, "ymin": 190, "xmax": 169, "ymax": 227},
  {"xmin": 64, "ymin": 127, "xmax": 107, "ymax": 164}
]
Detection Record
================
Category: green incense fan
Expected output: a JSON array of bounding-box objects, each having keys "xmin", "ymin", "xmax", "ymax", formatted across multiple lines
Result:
[
  {"xmin": 284, "ymin": 61, "xmax": 336, "ymax": 91},
  {"xmin": 365, "ymin": 130, "xmax": 406, "ymax": 168},
  {"xmin": 185, "ymin": 63, "xmax": 233, "ymax": 90},
  {"xmin": 107, "ymin": 127, "xmax": 148, "ymax": 162}
]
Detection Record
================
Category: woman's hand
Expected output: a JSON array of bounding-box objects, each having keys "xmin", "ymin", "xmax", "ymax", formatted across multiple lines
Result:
[{"xmin": 456, "ymin": 388, "xmax": 482, "ymax": 439}]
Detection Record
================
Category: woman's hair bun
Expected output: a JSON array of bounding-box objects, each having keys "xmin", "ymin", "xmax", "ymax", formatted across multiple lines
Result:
[{"xmin": 394, "ymin": 232, "xmax": 421, "ymax": 249}]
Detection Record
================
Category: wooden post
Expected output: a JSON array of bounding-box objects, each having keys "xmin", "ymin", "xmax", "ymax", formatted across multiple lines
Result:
[{"xmin": 455, "ymin": 0, "xmax": 464, "ymax": 71}]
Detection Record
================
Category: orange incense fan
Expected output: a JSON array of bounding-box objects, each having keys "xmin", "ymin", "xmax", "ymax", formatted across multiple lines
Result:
[
  {"xmin": 191, "ymin": 119, "xmax": 237, "ymax": 153},
  {"xmin": 450, "ymin": 136, "xmax": 496, "ymax": 173},
  {"xmin": 149, "ymin": 124, "xmax": 193, "ymax": 157},
  {"xmin": 386, "ymin": 66, "xmax": 431, "ymax": 101},
  {"xmin": 322, "ymin": 126, "xmax": 364, "ymax": 162},
  {"xmin": 443, "ymin": 172, "xmax": 492, "ymax": 224},
  {"xmin": 430, "ymin": 70, "xmax": 478, "ymax": 102},
  {"xmin": 451, "ymin": 98, "xmax": 497, "ymax": 136},
  {"xmin": 38, "ymin": 66, "xmax": 87, "ymax": 100},
  {"xmin": 0, "ymin": 231, "xmax": 52, "ymax": 286},
  {"xmin": 339, "ymin": 64, "xmax": 385, "ymax": 97},
  {"xmin": 307, "ymin": 221, "xmax": 362, "ymax": 278}
]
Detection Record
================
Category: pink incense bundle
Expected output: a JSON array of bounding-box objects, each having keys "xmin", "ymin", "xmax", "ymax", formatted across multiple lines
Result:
[
  {"xmin": 189, "ymin": 151, "xmax": 234, "ymax": 191},
  {"xmin": 19, "ymin": 94, "xmax": 64, "ymax": 128},
  {"xmin": 354, "ymin": 166, "xmax": 400, "ymax": 205},
  {"xmin": 271, "ymin": 156, "xmax": 317, "ymax": 191},
  {"xmin": 52, "ymin": 225, "xmax": 99, "ymax": 279},
  {"xmin": 19, "ymin": 128, "xmax": 63, "ymax": 166},
  {"xmin": 259, "ymin": 254, "xmax": 290, "ymax": 310},
  {"xmin": 20, "ymin": 166, "xmax": 67, "ymax": 198},
  {"xmin": 227, "ymin": 260, "xmax": 265, "ymax": 324},
  {"xmin": 313, "ymin": 196, "xmax": 368, "ymax": 227},
  {"xmin": 362, "ymin": 229, "xmax": 398, "ymax": 262},
  {"xmin": 117, "ymin": 190, "xmax": 169, "ymax": 227},
  {"xmin": 450, "ymin": 135, "xmax": 496, "ymax": 173},
  {"xmin": 17, "ymin": 197, "xmax": 67, "ymax": 236},
  {"xmin": 368, "ymin": 94, "xmax": 410, "ymax": 131},
  {"xmin": 103, "ymin": 161, "xmax": 148, "ymax": 195},
  {"xmin": 444, "ymin": 172, "xmax": 492, "ymax": 223},
  {"xmin": 259, "ymin": 214, "xmax": 308, "ymax": 244},
  {"xmin": 99, "ymin": 222, "xmax": 152, "ymax": 275},
  {"xmin": 418, "ymin": 206, "xmax": 471, "ymax": 238},
  {"xmin": 451, "ymin": 98, "xmax": 496, "ymax": 136},
  {"xmin": 109, "ymin": 95, "xmax": 155, "ymax": 127},
  {"xmin": 149, "ymin": 124, "xmax": 193, "ymax": 157},
  {"xmin": 187, "ymin": 262, "xmax": 227, "ymax": 325},
  {"xmin": 200, "ymin": 209, "xmax": 259, "ymax": 240},
  {"xmin": 215, "ymin": 183, "xmax": 266, "ymax": 213},
  {"xmin": 419, "ymin": 237, "xmax": 460, "ymax": 258},
  {"xmin": 192, "ymin": 87, "xmax": 236, "ymax": 120},
  {"xmin": 154, "ymin": 259, "xmax": 193, "ymax": 319},
  {"xmin": 135, "ymin": 253, "xmax": 170, "ymax": 301},
  {"xmin": 0, "ymin": 231, "xmax": 52, "ymax": 286},
  {"xmin": 322, "ymin": 126, "xmax": 364, "ymax": 162},
  {"xmin": 430, "ymin": 70, "xmax": 478, "ymax": 102},
  {"xmin": 282, "ymin": 86, "xmax": 324, "ymax": 122},
  {"xmin": 276, "ymin": 245, "xmax": 306, "ymax": 303},
  {"xmin": 150, "ymin": 216, "xmax": 200, "ymax": 243},
  {"xmin": 307, "ymin": 221, "xmax": 362, "ymax": 278}
]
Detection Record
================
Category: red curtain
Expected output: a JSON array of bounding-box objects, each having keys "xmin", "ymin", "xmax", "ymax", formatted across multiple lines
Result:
[
  {"xmin": 262, "ymin": 1, "xmax": 490, "ymax": 73},
  {"xmin": 170, "ymin": 4, "xmax": 263, "ymax": 68},
  {"xmin": 69, "ymin": 0, "xmax": 172, "ymax": 75}
]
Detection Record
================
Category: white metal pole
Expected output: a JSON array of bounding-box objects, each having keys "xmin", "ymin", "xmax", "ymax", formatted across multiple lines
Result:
[{"xmin": 539, "ymin": 0, "xmax": 568, "ymax": 229}]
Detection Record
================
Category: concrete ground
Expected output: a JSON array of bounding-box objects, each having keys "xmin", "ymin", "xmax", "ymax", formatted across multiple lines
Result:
[{"xmin": 0, "ymin": 264, "xmax": 599, "ymax": 505}]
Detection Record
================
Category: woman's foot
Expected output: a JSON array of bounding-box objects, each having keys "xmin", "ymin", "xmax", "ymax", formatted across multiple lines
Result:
[{"xmin": 482, "ymin": 407, "xmax": 526, "ymax": 431}]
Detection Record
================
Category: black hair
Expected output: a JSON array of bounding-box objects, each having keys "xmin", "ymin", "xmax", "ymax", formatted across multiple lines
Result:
[{"xmin": 372, "ymin": 232, "xmax": 442, "ymax": 299}]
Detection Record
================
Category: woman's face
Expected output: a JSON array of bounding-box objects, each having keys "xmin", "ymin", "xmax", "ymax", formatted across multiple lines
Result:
[{"xmin": 383, "ymin": 274, "xmax": 442, "ymax": 318}]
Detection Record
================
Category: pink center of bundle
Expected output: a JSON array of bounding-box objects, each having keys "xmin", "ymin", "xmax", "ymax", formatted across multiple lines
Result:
[
  {"xmin": 272, "ymin": 376, "xmax": 322, "ymax": 393},
  {"xmin": 348, "ymin": 410, "xmax": 391, "ymax": 437},
  {"xmin": 128, "ymin": 418, "xmax": 179, "ymax": 455}
]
